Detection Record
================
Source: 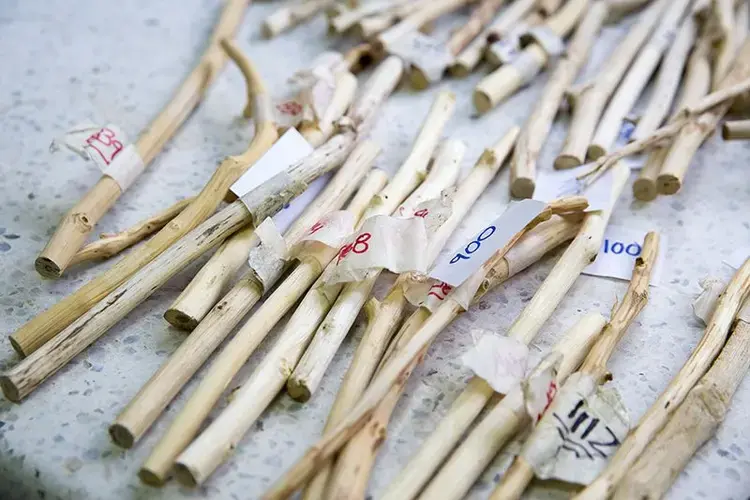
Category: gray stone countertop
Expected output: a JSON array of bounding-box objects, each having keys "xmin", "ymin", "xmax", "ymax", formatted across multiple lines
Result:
[{"xmin": 1, "ymin": 1, "xmax": 749, "ymax": 499}]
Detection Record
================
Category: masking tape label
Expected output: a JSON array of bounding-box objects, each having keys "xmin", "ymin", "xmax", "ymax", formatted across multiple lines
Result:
[
  {"xmin": 462, "ymin": 331, "xmax": 530, "ymax": 393},
  {"xmin": 582, "ymin": 226, "xmax": 666, "ymax": 286},
  {"xmin": 534, "ymin": 163, "xmax": 614, "ymax": 211},
  {"xmin": 387, "ymin": 31, "xmax": 454, "ymax": 83}
]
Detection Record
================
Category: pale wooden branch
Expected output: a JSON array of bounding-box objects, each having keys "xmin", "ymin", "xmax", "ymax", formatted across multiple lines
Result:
[
  {"xmin": 493, "ymin": 232, "xmax": 660, "ymax": 500},
  {"xmin": 482, "ymin": 2, "xmax": 541, "ymax": 67},
  {"xmin": 263, "ymin": 0, "xmax": 334, "ymax": 38},
  {"xmin": 473, "ymin": 0, "xmax": 591, "ymax": 114},
  {"xmin": 308, "ymin": 128, "xmax": 520, "ymax": 500},
  {"xmin": 299, "ymin": 70, "xmax": 359, "ymax": 147},
  {"xmin": 605, "ymin": 0, "xmax": 653, "ymax": 22},
  {"xmin": 419, "ymin": 313, "xmax": 607, "ymax": 500},
  {"xmin": 261, "ymin": 197, "xmax": 591, "ymax": 499},
  {"xmin": 587, "ymin": 0, "xmax": 692, "ymax": 159},
  {"xmin": 722, "ymin": 118, "xmax": 750, "ymax": 138},
  {"xmin": 11, "ymin": 40, "xmax": 277, "ymax": 357},
  {"xmin": 575, "ymin": 257, "xmax": 750, "ymax": 500},
  {"xmin": 134, "ymin": 167, "xmax": 387, "ymax": 486},
  {"xmin": 712, "ymin": 0, "xmax": 736, "ymax": 86},
  {"xmin": 555, "ymin": 0, "xmax": 668, "ymax": 169},
  {"xmin": 329, "ymin": 0, "xmax": 406, "ymax": 34},
  {"xmin": 632, "ymin": 147, "xmax": 668, "ymax": 201},
  {"xmin": 287, "ymin": 133, "xmax": 461, "ymax": 404},
  {"xmin": 613, "ymin": 314, "xmax": 750, "ymax": 499},
  {"xmin": 510, "ymin": 2, "xmax": 607, "ymax": 198},
  {"xmin": 68, "ymin": 197, "xmax": 194, "ymax": 268},
  {"xmin": 34, "ymin": 0, "xmax": 249, "ymax": 280},
  {"xmin": 446, "ymin": 0, "xmax": 508, "ymax": 56},
  {"xmin": 376, "ymin": 0, "xmax": 470, "ymax": 50}
]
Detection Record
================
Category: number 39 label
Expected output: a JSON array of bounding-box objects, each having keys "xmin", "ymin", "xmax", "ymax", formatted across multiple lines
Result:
[
  {"xmin": 429, "ymin": 199, "xmax": 546, "ymax": 287},
  {"xmin": 583, "ymin": 226, "xmax": 665, "ymax": 286}
]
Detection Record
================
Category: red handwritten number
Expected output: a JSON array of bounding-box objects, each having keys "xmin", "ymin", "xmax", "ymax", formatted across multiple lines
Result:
[
  {"xmin": 427, "ymin": 281, "xmax": 453, "ymax": 301},
  {"xmin": 277, "ymin": 101, "xmax": 303, "ymax": 116},
  {"xmin": 539, "ymin": 380, "xmax": 558, "ymax": 422},
  {"xmin": 413, "ymin": 208, "xmax": 429, "ymax": 218},
  {"xmin": 309, "ymin": 221, "xmax": 324, "ymax": 234},
  {"xmin": 336, "ymin": 232, "xmax": 371, "ymax": 264},
  {"xmin": 85, "ymin": 127, "xmax": 123, "ymax": 165}
]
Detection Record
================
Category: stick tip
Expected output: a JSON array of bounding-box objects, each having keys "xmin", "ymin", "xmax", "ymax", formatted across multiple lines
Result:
[
  {"xmin": 553, "ymin": 154, "xmax": 583, "ymax": 170},
  {"xmin": 109, "ymin": 423, "xmax": 136, "ymax": 449},
  {"xmin": 473, "ymin": 89, "xmax": 493, "ymax": 115},
  {"xmin": 286, "ymin": 378, "xmax": 312, "ymax": 402},
  {"xmin": 0, "ymin": 375, "xmax": 20, "ymax": 403},
  {"xmin": 511, "ymin": 177, "xmax": 535, "ymax": 199},
  {"xmin": 173, "ymin": 462, "xmax": 201, "ymax": 488},
  {"xmin": 632, "ymin": 178, "xmax": 658, "ymax": 202},
  {"xmin": 408, "ymin": 66, "xmax": 431, "ymax": 91},
  {"xmin": 138, "ymin": 466, "xmax": 168, "ymax": 487},
  {"xmin": 8, "ymin": 335, "xmax": 28, "ymax": 358},
  {"xmin": 586, "ymin": 144, "xmax": 607, "ymax": 161},
  {"xmin": 34, "ymin": 256, "xmax": 63, "ymax": 279},
  {"xmin": 448, "ymin": 63, "xmax": 470, "ymax": 78},
  {"xmin": 656, "ymin": 173, "xmax": 681, "ymax": 195},
  {"xmin": 163, "ymin": 309, "xmax": 200, "ymax": 331}
]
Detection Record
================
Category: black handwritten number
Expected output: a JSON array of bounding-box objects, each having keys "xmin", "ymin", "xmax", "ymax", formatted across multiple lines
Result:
[
  {"xmin": 552, "ymin": 398, "xmax": 620, "ymax": 461},
  {"xmin": 450, "ymin": 226, "xmax": 496, "ymax": 264}
]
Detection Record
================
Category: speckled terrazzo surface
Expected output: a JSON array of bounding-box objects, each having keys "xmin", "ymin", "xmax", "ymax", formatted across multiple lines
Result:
[{"xmin": 1, "ymin": 1, "xmax": 750, "ymax": 499}]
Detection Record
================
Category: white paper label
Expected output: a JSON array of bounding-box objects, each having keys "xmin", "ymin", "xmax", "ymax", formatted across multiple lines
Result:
[
  {"xmin": 520, "ymin": 372, "xmax": 630, "ymax": 485},
  {"xmin": 523, "ymin": 352, "xmax": 563, "ymax": 423},
  {"xmin": 292, "ymin": 210, "xmax": 356, "ymax": 255},
  {"xmin": 429, "ymin": 199, "xmax": 546, "ymax": 287},
  {"xmin": 533, "ymin": 164, "xmax": 614, "ymax": 211},
  {"xmin": 274, "ymin": 174, "xmax": 330, "ymax": 234},
  {"xmin": 724, "ymin": 248, "xmax": 749, "ymax": 270},
  {"xmin": 323, "ymin": 215, "xmax": 429, "ymax": 284},
  {"xmin": 288, "ymin": 51, "xmax": 342, "ymax": 87},
  {"xmin": 582, "ymin": 226, "xmax": 665, "ymax": 286},
  {"xmin": 462, "ymin": 332, "xmax": 530, "ymax": 393},
  {"xmin": 692, "ymin": 277, "xmax": 726, "ymax": 325},
  {"xmin": 387, "ymin": 31, "xmax": 454, "ymax": 83},
  {"xmin": 230, "ymin": 128, "xmax": 314, "ymax": 200},
  {"xmin": 247, "ymin": 218, "xmax": 289, "ymax": 289},
  {"xmin": 487, "ymin": 24, "xmax": 528, "ymax": 64},
  {"xmin": 521, "ymin": 26, "xmax": 565, "ymax": 57}
]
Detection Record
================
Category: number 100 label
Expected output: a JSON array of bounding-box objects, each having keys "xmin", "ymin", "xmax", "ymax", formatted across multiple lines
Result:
[{"xmin": 583, "ymin": 226, "xmax": 665, "ymax": 286}]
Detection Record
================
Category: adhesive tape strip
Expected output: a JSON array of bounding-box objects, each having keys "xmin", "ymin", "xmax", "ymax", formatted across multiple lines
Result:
[
  {"xmin": 520, "ymin": 26, "xmax": 565, "ymax": 57},
  {"xmin": 102, "ymin": 144, "xmax": 145, "ymax": 192}
]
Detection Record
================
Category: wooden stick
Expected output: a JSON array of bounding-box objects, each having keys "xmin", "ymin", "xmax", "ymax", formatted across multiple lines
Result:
[
  {"xmin": 375, "ymin": 0, "xmax": 470, "ymax": 50},
  {"xmin": 554, "ymin": 0, "xmax": 668, "ymax": 169},
  {"xmin": 575, "ymin": 257, "xmax": 750, "ymax": 500},
  {"xmin": 587, "ymin": 0, "xmax": 692, "ymax": 159},
  {"xmin": 329, "ymin": 0, "xmax": 406, "ymax": 34},
  {"xmin": 658, "ymin": 41, "xmax": 750, "ymax": 194},
  {"xmin": 712, "ymin": 0, "xmax": 736, "ymax": 86},
  {"xmin": 419, "ymin": 313, "xmax": 607, "ymax": 500},
  {"xmin": 34, "ymin": 0, "xmax": 250, "ymax": 280},
  {"xmin": 446, "ymin": 0, "xmax": 508, "ymax": 56},
  {"xmin": 286, "ymin": 135, "xmax": 461, "ymax": 403},
  {"xmin": 165, "ymin": 69, "xmax": 358, "ymax": 331},
  {"xmin": 632, "ymin": 147, "xmax": 668, "ymax": 202},
  {"xmin": 68, "ymin": 197, "xmax": 194, "ymax": 268},
  {"xmin": 135, "ymin": 168, "xmax": 387, "ymax": 486},
  {"xmin": 306, "ymin": 127, "xmax": 520, "ymax": 500},
  {"xmin": 260, "ymin": 197, "xmax": 591, "ymax": 499},
  {"xmin": 613, "ymin": 310, "xmax": 750, "ymax": 499},
  {"xmin": 605, "ymin": 0, "xmax": 653, "ymax": 22},
  {"xmin": 263, "ymin": 0, "xmax": 334, "ymax": 38},
  {"xmin": 722, "ymin": 118, "xmax": 750, "ymax": 139},
  {"xmin": 109, "ymin": 143, "xmax": 380, "ymax": 456},
  {"xmin": 10, "ymin": 38, "xmax": 278, "ymax": 357},
  {"xmin": 493, "ymin": 232, "xmax": 660, "ymax": 500},
  {"xmin": 473, "ymin": 0, "xmax": 591, "ymax": 114},
  {"xmin": 510, "ymin": 2, "xmax": 607, "ymax": 198},
  {"xmin": 631, "ymin": 15, "xmax": 697, "ymax": 141}
]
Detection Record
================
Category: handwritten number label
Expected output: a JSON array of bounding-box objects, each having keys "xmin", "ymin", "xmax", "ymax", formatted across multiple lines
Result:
[
  {"xmin": 309, "ymin": 221, "xmax": 324, "ymax": 234},
  {"xmin": 449, "ymin": 225, "xmax": 496, "ymax": 264},
  {"xmin": 539, "ymin": 380, "xmax": 558, "ymax": 422},
  {"xmin": 552, "ymin": 399, "xmax": 620, "ymax": 460},
  {"xmin": 277, "ymin": 101, "xmax": 303, "ymax": 116},
  {"xmin": 602, "ymin": 238, "xmax": 641, "ymax": 257},
  {"xmin": 427, "ymin": 281, "xmax": 453, "ymax": 301},
  {"xmin": 85, "ymin": 127, "xmax": 124, "ymax": 165},
  {"xmin": 413, "ymin": 208, "xmax": 429, "ymax": 218},
  {"xmin": 336, "ymin": 232, "xmax": 371, "ymax": 264}
]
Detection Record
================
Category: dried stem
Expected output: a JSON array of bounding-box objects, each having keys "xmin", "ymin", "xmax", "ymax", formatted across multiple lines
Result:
[
  {"xmin": 376, "ymin": 0, "xmax": 470, "ymax": 50},
  {"xmin": 555, "ymin": 0, "xmax": 668, "ymax": 169},
  {"xmin": 605, "ymin": 0, "xmax": 653, "ymax": 22},
  {"xmin": 575, "ymin": 257, "xmax": 750, "ymax": 500},
  {"xmin": 473, "ymin": 0, "xmax": 591, "ymax": 114},
  {"xmin": 613, "ymin": 315, "xmax": 750, "ymax": 499},
  {"xmin": 419, "ymin": 313, "xmax": 607, "ymax": 500},
  {"xmin": 510, "ymin": 2, "xmax": 607, "ymax": 198},
  {"xmin": 263, "ymin": 0, "xmax": 334, "ymax": 38},
  {"xmin": 68, "ymin": 197, "xmax": 194, "ymax": 268},
  {"xmin": 11, "ymin": 40, "xmax": 277, "ymax": 357},
  {"xmin": 712, "ymin": 0, "xmax": 736, "ymax": 85},
  {"xmin": 446, "ymin": 0, "xmax": 508, "ymax": 56},
  {"xmin": 34, "ymin": 0, "xmax": 249, "ymax": 279},
  {"xmin": 722, "ymin": 118, "xmax": 750, "ymax": 139},
  {"xmin": 135, "ymin": 167, "xmax": 387, "ymax": 486},
  {"xmin": 330, "ymin": 0, "xmax": 407, "ymax": 34}
]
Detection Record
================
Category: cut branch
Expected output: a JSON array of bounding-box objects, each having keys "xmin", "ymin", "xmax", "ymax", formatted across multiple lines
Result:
[{"xmin": 722, "ymin": 118, "xmax": 750, "ymax": 139}]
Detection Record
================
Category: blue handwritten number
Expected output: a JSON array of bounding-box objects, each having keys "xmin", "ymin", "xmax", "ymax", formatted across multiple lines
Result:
[
  {"xmin": 450, "ymin": 226, "xmax": 496, "ymax": 264},
  {"xmin": 603, "ymin": 239, "xmax": 642, "ymax": 257}
]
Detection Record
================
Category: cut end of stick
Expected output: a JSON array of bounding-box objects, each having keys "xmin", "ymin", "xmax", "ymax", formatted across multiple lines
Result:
[
  {"xmin": 173, "ymin": 462, "xmax": 201, "ymax": 488},
  {"xmin": 586, "ymin": 144, "xmax": 607, "ymax": 161},
  {"xmin": 408, "ymin": 66, "xmax": 431, "ymax": 91},
  {"xmin": 473, "ymin": 90, "xmax": 493, "ymax": 114},
  {"xmin": 34, "ymin": 256, "xmax": 63, "ymax": 279},
  {"xmin": 632, "ymin": 178, "xmax": 658, "ymax": 201},
  {"xmin": 554, "ymin": 154, "xmax": 584, "ymax": 170},
  {"xmin": 138, "ymin": 468, "xmax": 167, "ymax": 487},
  {"xmin": 163, "ymin": 308, "xmax": 200, "ymax": 331},
  {"xmin": 109, "ymin": 423, "xmax": 136, "ymax": 449},
  {"xmin": 8, "ymin": 335, "xmax": 27, "ymax": 358},
  {"xmin": 286, "ymin": 378, "xmax": 312, "ymax": 402},
  {"xmin": 0, "ymin": 375, "xmax": 20, "ymax": 403},
  {"xmin": 448, "ymin": 63, "xmax": 471, "ymax": 78},
  {"xmin": 511, "ymin": 177, "xmax": 535, "ymax": 199},
  {"xmin": 656, "ymin": 173, "xmax": 681, "ymax": 195}
]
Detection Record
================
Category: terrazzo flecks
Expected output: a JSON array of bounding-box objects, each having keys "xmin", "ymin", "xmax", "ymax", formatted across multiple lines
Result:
[{"xmin": 1, "ymin": 1, "xmax": 749, "ymax": 499}]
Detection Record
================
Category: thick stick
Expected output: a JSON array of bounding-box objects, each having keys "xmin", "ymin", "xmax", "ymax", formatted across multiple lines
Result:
[
  {"xmin": 722, "ymin": 118, "xmax": 750, "ymax": 139},
  {"xmin": 493, "ymin": 233, "xmax": 660, "ymax": 500},
  {"xmin": 68, "ymin": 197, "xmax": 194, "ymax": 267},
  {"xmin": 712, "ymin": 0, "xmax": 736, "ymax": 85},
  {"xmin": 261, "ymin": 197, "xmax": 592, "ymax": 500},
  {"xmin": 307, "ymin": 128, "xmax": 520, "ymax": 500},
  {"xmin": 263, "ymin": 0, "xmax": 334, "ymax": 38},
  {"xmin": 419, "ymin": 313, "xmax": 607, "ymax": 500},
  {"xmin": 34, "ymin": 0, "xmax": 249, "ymax": 280},
  {"xmin": 286, "ymin": 134, "xmax": 461, "ymax": 403},
  {"xmin": 329, "ymin": 0, "xmax": 407, "ymax": 34},
  {"xmin": 10, "ymin": 41, "xmax": 278, "ymax": 357},
  {"xmin": 613, "ymin": 315, "xmax": 750, "ymax": 499},
  {"xmin": 109, "ymin": 143, "xmax": 380, "ymax": 455},
  {"xmin": 299, "ymin": 70, "xmax": 359, "ymax": 148},
  {"xmin": 555, "ymin": 0, "xmax": 668, "ymax": 169},
  {"xmin": 446, "ymin": 0, "xmax": 508, "ymax": 56},
  {"xmin": 606, "ymin": 0, "xmax": 653, "ymax": 21},
  {"xmin": 375, "ymin": 0, "xmax": 470, "ymax": 50},
  {"xmin": 587, "ymin": 0, "xmax": 692, "ymax": 159},
  {"xmin": 510, "ymin": 2, "xmax": 607, "ymax": 198},
  {"xmin": 575, "ymin": 257, "xmax": 750, "ymax": 500},
  {"xmin": 135, "ymin": 168, "xmax": 387, "ymax": 485},
  {"xmin": 473, "ymin": 0, "xmax": 591, "ymax": 114}
]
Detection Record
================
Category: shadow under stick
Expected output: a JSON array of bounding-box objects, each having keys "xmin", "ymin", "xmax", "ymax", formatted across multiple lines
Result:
[{"xmin": 34, "ymin": 0, "xmax": 249, "ymax": 280}]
